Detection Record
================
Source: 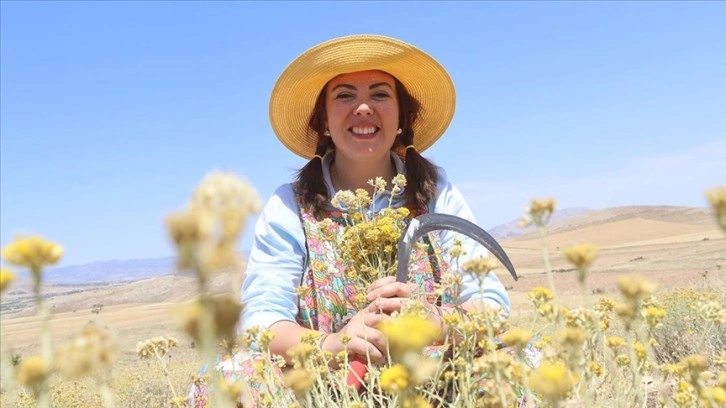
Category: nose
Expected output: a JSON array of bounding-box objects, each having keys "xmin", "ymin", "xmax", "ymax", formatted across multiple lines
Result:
[{"xmin": 354, "ymin": 103, "xmax": 373, "ymax": 116}]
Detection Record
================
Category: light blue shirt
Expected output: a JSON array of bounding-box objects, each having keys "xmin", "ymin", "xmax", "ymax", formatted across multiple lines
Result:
[{"xmin": 240, "ymin": 152, "xmax": 511, "ymax": 331}]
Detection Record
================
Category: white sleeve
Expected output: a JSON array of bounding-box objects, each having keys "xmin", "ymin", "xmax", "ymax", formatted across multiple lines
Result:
[{"xmin": 240, "ymin": 184, "xmax": 307, "ymax": 330}]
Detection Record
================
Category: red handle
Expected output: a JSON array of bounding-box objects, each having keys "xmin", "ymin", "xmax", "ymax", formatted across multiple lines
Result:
[{"xmin": 346, "ymin": 357, "xmax": 368, "ymax": 390}]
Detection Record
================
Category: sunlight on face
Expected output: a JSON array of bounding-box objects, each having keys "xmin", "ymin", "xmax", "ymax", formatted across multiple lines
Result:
[{"xmin": 325, "ymin": 70, "xmax": 400, "ymax": 162}]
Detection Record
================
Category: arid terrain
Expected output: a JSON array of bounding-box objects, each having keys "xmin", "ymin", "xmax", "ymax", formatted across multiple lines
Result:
[{"xmin": 1, "ymin": 205, "xmax": 724, "ymax": 362}]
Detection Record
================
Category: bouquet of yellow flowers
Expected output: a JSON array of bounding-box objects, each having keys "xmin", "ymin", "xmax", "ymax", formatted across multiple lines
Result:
[{"xmin": 324, "ymin": 174, "xmax": 411, "ymax": 302}]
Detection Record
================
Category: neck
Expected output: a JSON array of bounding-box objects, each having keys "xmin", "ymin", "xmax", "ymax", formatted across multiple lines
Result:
[{"xmin": 330, "ymin": 153, "xmax": 396, "ymax": 194}]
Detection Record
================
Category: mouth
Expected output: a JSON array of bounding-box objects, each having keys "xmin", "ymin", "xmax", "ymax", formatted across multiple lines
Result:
[{"xmin": 348, "ymin": 125, "xmax": 379, "ymax": 138}]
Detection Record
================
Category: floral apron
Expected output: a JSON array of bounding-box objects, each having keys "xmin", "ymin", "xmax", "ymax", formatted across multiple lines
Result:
[
  {"xmin": 295, "ymin": 201, "xmax": 453, "ymax": 334},
  {"xmin": 187, "ymin": 192, "xmax": 538, "ymax": 407}
]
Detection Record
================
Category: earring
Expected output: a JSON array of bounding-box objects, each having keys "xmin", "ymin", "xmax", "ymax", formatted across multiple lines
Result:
[
  {"xmin": 396, "ymin": 128, "xmax": 403, "ymax": 135},
  {"xmin": 323, "ymin": 130, "xmax": 331, "ymax": 137}
]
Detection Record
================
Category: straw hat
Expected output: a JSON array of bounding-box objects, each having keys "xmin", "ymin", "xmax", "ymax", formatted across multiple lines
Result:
[{"xmin": 269, "ymin": 34, "xmax": 456, "ymax": 159}]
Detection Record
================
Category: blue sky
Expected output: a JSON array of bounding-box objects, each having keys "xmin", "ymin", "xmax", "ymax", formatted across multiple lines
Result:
[{"xmin": 2, "ymin": 1, "xmax": 724, "ymax": 267}]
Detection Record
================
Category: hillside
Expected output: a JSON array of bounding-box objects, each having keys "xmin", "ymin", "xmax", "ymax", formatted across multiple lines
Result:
[
  {"xmin": 1, "ymin": 205, "xmax": 723, "ymax": 321},
  {"xmin": 499, "ymin": 205, "xmax": 724, "ymax": 314}
]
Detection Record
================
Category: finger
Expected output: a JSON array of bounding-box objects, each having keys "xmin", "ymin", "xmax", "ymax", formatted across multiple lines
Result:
[
  {"xmin": 366, "ymin": 297, "xmax": 408, "ymax": 315},
  {"xmin": 361, "ymin": 311, "xmax": 388, "ymax": 327},
  {"xmin": 347, "ymin": 337, "xmax": 385, "ymax": 364},
  {"xmin": 356, "ymin": 325, "xmax": 388, "ymax": 350},
  {"xmin": 367, "ymin": 281, "xmax": 412, "ymax": 300},
  {"xmin": 366, "ymin": 276, "xmax": 397, "ymax": 293}
]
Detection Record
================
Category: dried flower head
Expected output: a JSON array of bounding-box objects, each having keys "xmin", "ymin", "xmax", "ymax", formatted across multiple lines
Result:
[
  {"xmin": 2, "ymin": 235, "xmax": 63, "ymax": 279},
  {"xmin": 0, "ymin": 267, "xmax": 16, "ymax": 293},
  {"xmin": 524, "ymin": 198, "xmax": 557, "ymax": 227},
  {"xmin": 527, "ymin": 287, "xmax": 554, "ymax": 308},
  {"xmin": 379, "ymin": 315, "xmax": 440, "ymax": 357},
  {"xmin": 167, "ymin": 171, "xmax": 261, "ymax": 274},
  {"xmin": 56, "ymin": 323, "xmax": 117, "ymax": 378},
  {"xmin": 606, "ymin": 336, "xmax": 627, "ymax": 352},
  {"xmin": 563, "ymin": 242, "xmax": 599, "ymax": 283},
  {"xmin": 501, "ymin": 327, "xmax": 533, "ymax": 349},
  {"xmin": 462, "ymin": 256, "xmax": 498, "ymax": 277},
  {"xmin": 178, "ymin": 296, "xmax": 242, "ymax": 344},
  {"xmin": 617, "ymin": 274, "xmax": 657, "ymax": 300},
  {"xmin": 380, "ymin": 363, "xmax": 411, "ymax": 395},
  {"xmin": 15, "ymin": 355, "xmax": 51, "ymax": 395},
  {"xmin": 528, "ymin": 360, "xmax": 574, "ymax": 402},
  {"xmin": 700, "ymin": 386, "xmax": 726, "ymax": 406},
  {"xmin": 681, "ymin": 354, "xmax": 709, "ymax": 375},
  {"xmin": 136, "ymin": 336, "xmax": 178, "ymax": 360},
  {"xmin": 283, "ymin": 368, "xmax": 315, "ymax": 399},
  {"xmin": 556, "ymin": 327, "xmax": 588, "ymax": 347},
  {"xmin": 642, "ymin": 305, "xmax": 667, "ymax": 328},
  {"xmin": 705, "ymin": 186, "xmax": 726, "ymax": 230}
]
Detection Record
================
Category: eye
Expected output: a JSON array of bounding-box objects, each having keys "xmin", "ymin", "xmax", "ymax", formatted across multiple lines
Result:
[
  {"xmin": 373, "ymin": 92, "xmax": 391, "ymax": 99},
  {"xmin": 334, "ymin": 92, "xmax": 354, "ymax": 100}
]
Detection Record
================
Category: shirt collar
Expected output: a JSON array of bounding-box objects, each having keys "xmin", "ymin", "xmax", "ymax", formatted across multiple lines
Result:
[{"xmin": 321, "ymin": 151, "xmax": 407, "ymax": 208}]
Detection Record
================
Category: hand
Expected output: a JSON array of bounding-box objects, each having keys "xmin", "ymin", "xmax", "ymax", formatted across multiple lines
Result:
[
  {"xmin": 365, "ymin": 276, "xmax": 414, "ymax": 315},
  {"xmin": 326, "ymin": 309, "xmax": 390, "ymax": 365},
  {"xmin": 366, "ymin": 276, "xmax": 447, "ymax": 343}
]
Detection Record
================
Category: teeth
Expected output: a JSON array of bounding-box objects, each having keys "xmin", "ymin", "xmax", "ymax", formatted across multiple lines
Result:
[{"xmin": 351, "ymin": 126, "xmax": 376, "ymax": 135}]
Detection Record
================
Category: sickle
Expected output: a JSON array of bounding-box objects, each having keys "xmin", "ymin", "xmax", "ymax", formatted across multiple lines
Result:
[{"xmin": 395, "ymin": 213, "xmax": 518, "ymax": 283}]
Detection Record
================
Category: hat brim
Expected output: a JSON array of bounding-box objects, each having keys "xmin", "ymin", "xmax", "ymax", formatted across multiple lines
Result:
[{"xmin": 269, "ymin": 34, "xmax": 456, "ymax": 159}]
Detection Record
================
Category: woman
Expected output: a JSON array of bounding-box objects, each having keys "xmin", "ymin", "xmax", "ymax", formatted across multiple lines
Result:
[
  {"xmin": 243, "ymin": 34, "xmax": 510, "ymax": 365},
  {"xmin": 189, "ymin": 34, "xmax": 513, "ymax": 406}
]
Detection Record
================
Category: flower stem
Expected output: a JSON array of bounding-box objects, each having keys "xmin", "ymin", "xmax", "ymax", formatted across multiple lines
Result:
[
  {"xmin": 34, "ymin": 269, "xmax": 52, "ymax": 408},
  {"xmin": 536, "ymin": 225, "xmax": 558, "ymax": 299}
]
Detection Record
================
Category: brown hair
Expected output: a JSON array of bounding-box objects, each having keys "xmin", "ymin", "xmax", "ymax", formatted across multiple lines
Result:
[{"xmin": 295, "ymin": 76, "xmax": 439, "ymax": 213}]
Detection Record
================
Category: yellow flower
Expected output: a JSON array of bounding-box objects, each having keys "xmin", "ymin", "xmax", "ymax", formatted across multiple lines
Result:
[
  {"xmin": 501, "ymin": 327, "xmax": 533, "ymax": 349},
  {"xmin": 643, "ymin": 306, "xmax": 667, "ymax": 328},
  {"xmin": 681, "ymin": 354, "xmax": 708, "ymax": 374},
  {"xmin": 589, "ymin": 361, "xmax": 603, "ymax": 377},
  {"xmin": 56, "ymin": 323, "xmax": 117, "ymax": 378},
  {"xmin": 449, "ymin": 237, "xmax": 466, "ymax": 258},
  {"xmin": 700, "ymin": 386, "xmax": 726, "ymax": 405},
  {"xmin": 15, "ymin": 355, "xmax": 51, "ymax": 393},
  {"xmin": 380, "ymin": 363, "xmax": 410, "ymax": 394},
  {"xmin": 606, "ymin": 336, "xmax": 626, "ymax": 352},
  {"xmin": 2, "ymin": 235, "xmax": 63, "ymax": 278},
  {"xmin": 705, "ymin": 186, "xmax": 726, "ymax": 230},
  {"xmin": 632, "ymin": 341, "xmax": 647, "ymax": 362},
  {"xmin": 402, "ymin": 395, "xmax": 432, "ymax": 408},
  {"xmin": 556, "ymin": 327, "xmax": 588, "ymax": 347},
  {"xmin": 617, "ymin": 275, "xmax": 657, "ymax": 300},
  {"xmin": 534, "ymin": 335, "xmax": 551, "ymax": 350},
  {"xmin": 0, "ymin": 267, "xmax": 16, "ymax": 293},
  {"xmin": 615, "ymin": 354, "xmax": 631, "ymax": 367},
  {"xmin": 462, "ymin": 256, "xmax": 498, "ymax": 277},
  {"xmin": 379, "ymin": 315, "xmax": 440, "ymax": 357},
  {"xmin": 528, "ymin": 360, "xmax": 573, "ymax": 402},
  {"xmin": 283, "ymin": 368, "xmax": 315, "ymax": 398},
  {"xmin": 177, "ymin": 296, "xmax": 242, "ymax": 344},
  {"xmin": 527, "ymin": 287, "xmax": 554, "ymax": 307},
  {"xmin": 525, "ymin": 198, "xmax": 557, "ymax": 226},
  {"xmin": 563, "ymin": 242, "xmax": 599, "ymax": 282}
]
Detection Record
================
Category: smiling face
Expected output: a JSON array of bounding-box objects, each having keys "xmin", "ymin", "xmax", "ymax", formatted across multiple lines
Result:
[{"xmin": 324, "ymin": 70, "xmax": 400, "ymax": 163}]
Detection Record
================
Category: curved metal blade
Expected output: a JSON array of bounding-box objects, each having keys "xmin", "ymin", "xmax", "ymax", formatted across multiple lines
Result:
[{"xmin": 396, "ymin": 213, "xmax": 518, "ymax": 283}]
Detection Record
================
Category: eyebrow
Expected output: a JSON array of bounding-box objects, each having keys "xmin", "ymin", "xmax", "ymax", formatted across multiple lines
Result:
[{"xmin": 330, "ymin": 82, "xmax": 394, "ymax": 92}]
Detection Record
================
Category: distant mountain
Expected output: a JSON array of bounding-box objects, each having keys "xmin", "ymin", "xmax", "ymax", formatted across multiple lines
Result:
[
  {"xmin": 17, "ymin": 257, "xmax": 177, "ymax": 285},
  {"xmin": 487, "ymin": 207, "xmax": 593, "ymax": 240}
]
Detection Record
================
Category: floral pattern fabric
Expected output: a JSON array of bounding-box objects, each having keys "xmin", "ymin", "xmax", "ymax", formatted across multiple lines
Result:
[{"xmin": 295, "ymin": 201, "xmax": 453, "ymax": 334}]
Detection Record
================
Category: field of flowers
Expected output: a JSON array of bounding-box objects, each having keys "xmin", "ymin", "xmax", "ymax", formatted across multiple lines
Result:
[{"xmin": 0, "ymin": 173, "xmax": 724, "ymax": 408}]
